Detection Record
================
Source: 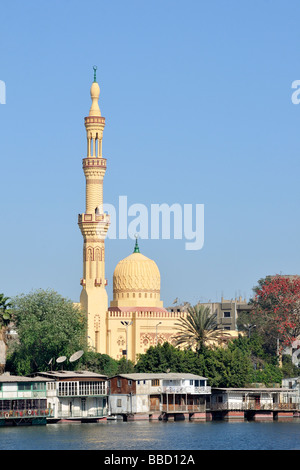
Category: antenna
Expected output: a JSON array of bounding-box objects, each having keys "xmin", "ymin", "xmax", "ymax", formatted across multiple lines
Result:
[
  {"xmin": 69, "ymin": 350, "xmax": 84, "ymax": 363},
  {"xmin": 48, "ymin": 357, "xmax": 53, "ymax": 371}
]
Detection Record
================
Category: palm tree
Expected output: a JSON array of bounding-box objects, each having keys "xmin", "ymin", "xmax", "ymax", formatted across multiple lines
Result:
[
  {"xmin": 0, "ymin": 294, "xmax": 12, "ymax": 374},
  {"xmin": 174, "ymin": 304, "xmax": 230, "ymax": 352}
]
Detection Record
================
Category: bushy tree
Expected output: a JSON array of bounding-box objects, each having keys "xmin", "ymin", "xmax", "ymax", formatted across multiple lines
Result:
[
  {"xmin": 76, "ymin": 351, "xmax": 119, "ymax": 376},
  {"xmin": 7, "ymin": 289, "xmax": 87, "ymax": 375},
  {"xmin": 135, "ymin": 342, "xmax": 205, "ymax": 375},
  {"xmin": 117, "ymin": 357, "xmax": 135, "ymax": 374},
  {"xmin": 199, "ymin": 346, "xmax": 253, "ymax": 388}
]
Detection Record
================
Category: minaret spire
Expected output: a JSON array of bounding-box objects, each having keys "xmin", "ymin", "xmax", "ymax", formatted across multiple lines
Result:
[
  {"xmin": 78, "ymin": 68, "xmax": 110, "ymax": 353},
  {"xmin": 89, "ymin": 66, "xmax": 101, "ymax": 117}
]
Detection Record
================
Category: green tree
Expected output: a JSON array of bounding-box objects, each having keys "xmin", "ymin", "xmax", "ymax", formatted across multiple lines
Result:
[
  {"xmin": 0, "ymin": 294, "xmax": 12, "ymax": 373},
  {"xmin": 250, "ymin": 363, "xmax": 283, "ymax": 386},
  {"xmin": 199, "ymin": 347, "xmax": 253, "ymax": 388},
  {"xmin": 135, "ymin": 342, "xmax": 207, "ymax": 376},
  {"xmin": 7, "ymin": 289, "xmax": 87, "ymax": 375},
  {"xmin": 135, "ymin": 343, "xmax": 182, "ymax": 373},
  {"xmin": 78, "ymin": 351, "xmax": 119, "ymax": 376},
  {"xmin": 117, "ymin": 357, "xmax": 135, "ymax": 374},
  {"xmin": 281, "ymin": 354, "xmax": 300, "ymax": 379},
  {"xmin": 174, "ymin": 304, "xmax": 229, "ymax": 352}
]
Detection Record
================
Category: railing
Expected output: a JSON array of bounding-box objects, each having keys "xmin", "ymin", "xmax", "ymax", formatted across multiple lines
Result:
[
  {"xmin": 57, "ymin": 391, "xmax": 107, "ymax": 397},
  {"xmin": 0, "ymin": 391, "xmax": 47, "ymax": 399},
  {"xmin": 210, "ymin": 402, "xmax": 299, "ymax": 411},
  {"xmin": 162, "ymin": 386, "xmax": 211, "ymax": 395},
  {"xmin": 57, "ymin": 408, "xmax": 107, "ymax": 419},
  {"xmin": 150, "ymin": 404, "xmax": 206, "ymax": 413},
  {"xmin": 0, "ymin": 408, "xmax": 53, "ymax": 419}
]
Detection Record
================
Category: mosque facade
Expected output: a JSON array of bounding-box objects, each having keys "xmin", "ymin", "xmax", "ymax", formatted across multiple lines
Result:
[{"xmin": 78, "ymin": 71, "xmax": 185, "ymax": 362}]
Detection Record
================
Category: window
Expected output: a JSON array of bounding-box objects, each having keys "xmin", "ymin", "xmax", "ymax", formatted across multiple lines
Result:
[
  {"xmin": 117, "ymin": 380, "xmax": 121, "ymax": 388},
  {"xmin": 117, "ymin": 399, "xmax": 122, "ymax": 407},
  {"xmin": 18, "ymin": 383, "xmax": 31, "ymax": 391},
  {"xmin": 190, "ymin": 380, "xmax": 194, "ymax": 385},
  {"xmin": 151, "ymin": 379, "xmax": 160, "ymax": 386},
  {"xmin": 33, "ymin": 382, "xmax": 46, "ymax": 390},
  {"xmin": 78, "ymin": 381, "xmax": 105, "ymax": 395},
  {"xmin": 128, "ymin": 380, "xmax": 132, "ymax": 386},
  {"xmin": 224, "ymin": 311, "xmax": 231, "ymax": 317}
]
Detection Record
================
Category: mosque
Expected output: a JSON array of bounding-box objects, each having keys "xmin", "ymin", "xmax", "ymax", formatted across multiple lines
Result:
[{"xmin": 78, "ymin": 70, "xmax": 185, "ymax": 362}]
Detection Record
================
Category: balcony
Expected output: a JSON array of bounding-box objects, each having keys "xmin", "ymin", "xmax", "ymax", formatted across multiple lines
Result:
[
  {"xmin": 150, "ymin": 404, "xmax": 206, "ymax": 413},
  {"xmin": 57, "ymin": 381, "xmax": 107, "ymax": 397},
  {"xmin": 57, "ymin": 407, "xmax": 107, "ymax": 420},
  {"xmin": 210, "ymin": 402, "xmax": 299, "ymax": 412},
  {"xmin": 162, "ymin": 385, "xmax": 211, "ymax": 395}
]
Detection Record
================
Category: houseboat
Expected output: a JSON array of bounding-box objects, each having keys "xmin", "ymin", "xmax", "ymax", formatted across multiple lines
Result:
[
  {"xmin": 34, "ymin": 370, "xmax": 108, "ymax": 423},
  {"xmin": 109, "ymin": 373, "xmax": 211, "ymax": 421},
  {"xmin": 0, "ymin": 372, "xmax": 52, "ymax": 426},
  {"xmin": 210, "ymin": 387, "xmax": 299, "ymax": 421},
  {"xmin": 282, "ymin": 377, "xmax": 300, "ymax": 417}
]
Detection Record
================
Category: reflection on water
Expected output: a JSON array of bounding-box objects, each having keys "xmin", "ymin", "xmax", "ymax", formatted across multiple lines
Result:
[{"xmin": 1, "ymin": 419, "xmax": 300, "ymax": 450}]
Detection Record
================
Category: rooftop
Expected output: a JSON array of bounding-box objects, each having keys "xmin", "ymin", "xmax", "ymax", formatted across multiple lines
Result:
[
  {"xmin": 33, "ymin": 370, "xmax": 107, "ymax": 380},
  {"xmin": 0, "ymin": 373, "xmax": 50, "ymax": 383},
  {"xmin": 112, "ymin": 373, "xmax": 207, "ymax": 381}
]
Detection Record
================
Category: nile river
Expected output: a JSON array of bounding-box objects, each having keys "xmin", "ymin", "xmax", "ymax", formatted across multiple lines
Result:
[{"xmin": 1, "ymin": 419, "xmax": 300, "ymax": 450}]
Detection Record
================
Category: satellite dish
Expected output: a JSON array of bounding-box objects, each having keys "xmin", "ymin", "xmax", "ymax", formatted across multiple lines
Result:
[
  {"xmin": 69, "ymin": 350, "xmax": 84, "ymax": 363},
  {"xmin": 56, "ymin": 356, "xmax": 67, "ymax": 364}
]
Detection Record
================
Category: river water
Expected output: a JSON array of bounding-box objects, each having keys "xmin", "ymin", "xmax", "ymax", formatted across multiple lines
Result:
[{"xmin": 1, "ymin": 419, "xmax": 300, "ymax": 451}]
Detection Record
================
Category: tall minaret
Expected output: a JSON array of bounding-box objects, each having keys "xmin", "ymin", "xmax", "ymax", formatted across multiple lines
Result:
[{"xmin": 78, "ymin": 67, "xmax": 110, "ymax": 352}]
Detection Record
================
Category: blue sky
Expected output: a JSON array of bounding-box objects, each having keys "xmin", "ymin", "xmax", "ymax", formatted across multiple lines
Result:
[{"xmin": 1, "ymin": 0, "xmax": 300, "ymax": 307}]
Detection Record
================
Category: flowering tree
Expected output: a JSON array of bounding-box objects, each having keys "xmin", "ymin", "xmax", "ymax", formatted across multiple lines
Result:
[{"xmin": 250, "ymin": 275, "xmax": 300, "ymax": 354}]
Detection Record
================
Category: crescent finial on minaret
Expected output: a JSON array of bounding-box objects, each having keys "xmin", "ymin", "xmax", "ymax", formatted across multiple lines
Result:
[{"xmin": 93, "ymin": 65, "xmax": 97, "ymax": 83}]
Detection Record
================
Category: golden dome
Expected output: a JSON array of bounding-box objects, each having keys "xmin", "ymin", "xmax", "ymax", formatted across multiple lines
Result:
[{"xmin": 110, "ymin": 241, "xmax": 163, "ymax": 308}]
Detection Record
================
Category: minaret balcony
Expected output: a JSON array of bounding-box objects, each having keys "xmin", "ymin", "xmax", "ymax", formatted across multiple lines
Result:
[
  {"xmin": 78, "ymin": 213, "xmax": 110, "ymax": 224},
  {"xmin": 82, "ymin": 157, "xmax": 106, "ymax": 169},
  {"xmin": 93, "ymin": 279, "xmax": 108, "ymax": 287}
]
